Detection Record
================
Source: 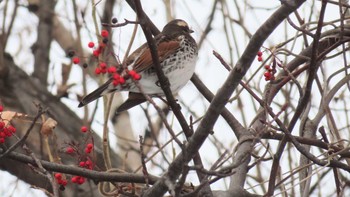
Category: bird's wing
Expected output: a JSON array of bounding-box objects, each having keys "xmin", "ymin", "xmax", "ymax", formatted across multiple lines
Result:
[
  {"xmin": 127, "ymin": 38, "xmax": 180, "ymax": 73},
  {"xmin": 78, "ymin": 36, "xmax": 180, "ymax": 108}
]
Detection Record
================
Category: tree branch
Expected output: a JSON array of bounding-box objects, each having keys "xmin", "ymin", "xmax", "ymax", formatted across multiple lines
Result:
[{"xmin": 143, "ymin": 1, "xmax": 307, "ymax": 196}]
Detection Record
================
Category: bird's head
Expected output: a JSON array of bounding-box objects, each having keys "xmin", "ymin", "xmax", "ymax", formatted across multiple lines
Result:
[{"xmin": 162, "ymin": 19, "xmax": 194, "ymax": 35}]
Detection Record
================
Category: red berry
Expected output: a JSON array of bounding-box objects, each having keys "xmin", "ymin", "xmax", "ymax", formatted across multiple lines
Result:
[
  {"xmin": 85, "ymin": 147, "xmax": 91, "ymax": 154},
  {"xmin": 264, "ymin": 71, "xmax": 273, "ymax": 81},
  {"xmin": 257, "ymin": 51, "xmax": 263, "ymax": 57},
  {"xmin": 66, "ymin": 147, "xmax": 74, "ymax": 154},
  {"xmin": 60, "ymin": 179, "xmax": 68, "ymax": 186},
  {"xmin": 79, "ymin": 161, "xmax": 86, "ymax": 167},
  {"xmin": 99, "ymin": 62, "xmax": 107, "ymax": 69},
  {"xmin": 5, "ymin": 130, "xmax": 12, "ymax": 137},
  {"xmin": 101, "ymin": 68, "xmax": 107, "ymax": 74},
  {"xmin": 55, "ymin": 173, "xmax": 62, "ymax": 180},
  {"xmin": 113, "ymin": 74, "xmax": 120, "ymax": 81},
  {"xmin": 257, "ymin": 56, "xmax": 263, "ymax": 62},
  {"xmin": 72, "ymin": 57, "xmax": 80, "ymax": 64},
  {"xmin": 0, "ymin": 132, "xmax": 5, "ymax": 138},
  {"xmin": 128, "ymin": 70, "xmax": 136, "ymax": 76},
  {"xmin": 264, "ymin": 65, "xmax": 271, "ymax": 70},
  {"xmin": 0, "ymin": 138, "xmax": 5, "ymax": 143},
  {"xmin": 93, "ymin": 50, "xmax": 100, "ymax": 57},
  {"xmin": 0, "ymin": 122, "xmax": 5, "ymax": 129},
  {"xmin": 264, "ymin": 71, "xmax": 271, "ymax": 78},
  {"xmin": 71, "ymin": 176, "xmax": 79, "ymax": 183},
  {"xmin": 0, "ymin": 105, "xmax": 3, "ymax": 112},
  {"xmin": 113, "ymin": 73, "xmax": 120, "ymax": 79},
  {"xmin": 112, "ymin": 80, "xmax": 119, "ymax": 86},
  {"xmin": 7, "ymin": 125, "xmax": 16, "ymax": 133},
  {"xmin": 77, "ymin": 177, "xmax": 85, "ymax": 184},
  {"xmin": 133, "ymin": 73, "xmax": 141, "ymax": 80},
  {"xmin": 95, "ymin": 67, "xmax": 101, "ymax": 75},
  {"xmin": 101, "ymin": 30, "xmax": 109, "ymax": 38},
  {"xmin": 107, "ymin": 66, "xmax": 117, "ymax": 73},
  {"xmin": 86, "ymin": 143, "xmax": 93, "ymax": 150},
  {"xmin": 88, "ymin": 42, "xmax": 95, "ymax": 48},
  {"xmin": 80, "ymin": 126, "xmax": 88, "ymax": 133},
  {"xmin": 119, "ymin": 77, "xmax": 125, "ymax": 84},
  {"xmin": 85, "ymin": 160, "xmax": 92, "ymax": 168}
]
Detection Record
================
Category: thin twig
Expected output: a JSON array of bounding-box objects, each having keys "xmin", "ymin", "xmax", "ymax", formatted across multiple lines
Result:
[{"xmin": 139, "ymin": 135, "xmax": 149, "ymax": 188}]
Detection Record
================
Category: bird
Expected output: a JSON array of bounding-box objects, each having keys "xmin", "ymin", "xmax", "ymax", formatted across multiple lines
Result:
[{"xmin": 78, "ymin": 19, "xmax": 198, "ymax": 112}]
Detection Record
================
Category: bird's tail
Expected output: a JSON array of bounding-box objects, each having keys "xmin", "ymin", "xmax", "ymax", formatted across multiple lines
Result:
[
  {"xmin": 78, "ymin": 78, "xmax": 113, "ymax": 107},
  {"xmin": 116, "ymin": 92, "xmax": 147, "ymax": 113}
]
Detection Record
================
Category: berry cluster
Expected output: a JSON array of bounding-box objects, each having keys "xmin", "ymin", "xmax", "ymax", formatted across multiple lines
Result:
[
  {"xmin": 94, "ymin": 62, "xmax": 108, "ymax": 74},
  {"xmin": 263, "ymin": 57, "xmax": 283, "ymax": 81},
  {"xmin": 86, "ymin": 30, "xmax": 142, "ymax": 87},
  {"xmin": 68, "ymin": 126, "xmax": 95, "ymax": 155},
  {"xmin": 71, "ymin": 176, "xmax": 86, "ymax": 185},
  {"xmin": 257, "ymin": 49, "xmax": 284, "ymax": 81},
  {"xmin": 65, "ymin": 126, "xmax": 91, "ymax": 154},
  {"xmin": 111, "ymin": 73, "xmax": 125, "ymax": 86},
  {"xmin": 61, "ymin": 125, "xmax": 95, "ymax": 186},
  {"xmin": 257, "ymin": 51, "xmax": 263, "ymax": 62},
  {"xmin": 128, "ymin": 70, "xmax": 141, "ymax": 80},
  {"xmin": 84, "ymin": 143, "xmax": 93, "ymax": 154},
  {"xmin": 79, "ymin": 158, "xmax": 93, "ymax": 169},
  {"xmin": 68, "ymin": 29, "xmax": 110, "ymax": 66},
  {"xmin": 54, "ymin": 173, "xmax": 68, "ymax": 187},
  {"xmin": 263, "ymin": 65, "xmax": 276, "ymax": 81},
  {"xmin": 109, "ymin": 69, "xmax": 141, "ymax": 87},
  {"xmin": 68, "ymin": 29, "xmax": 142, "ymax": 95},
  {"xmin": 0, "ymin": 105, "xmax": 16, "ymax": 143},
  {"xmin": 91, "ymin": 30, "xmax": 109, "ymax": 58},
  {"xmin": 71, "ymin": 158, "xmax": 93, "ymax": 185}
]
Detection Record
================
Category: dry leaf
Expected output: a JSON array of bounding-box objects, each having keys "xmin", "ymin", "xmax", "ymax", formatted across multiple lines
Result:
[
  {"xmin": 1, "ymin": 111, "xmax": 18, "ymax": 125},
  {"xmin": 41, "ymin": 118, "xmax": 57, "ymax": 136}
]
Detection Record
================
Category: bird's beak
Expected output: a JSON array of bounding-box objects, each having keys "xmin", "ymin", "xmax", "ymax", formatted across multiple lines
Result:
[{"xmin": 189, "ymin": 29, "xmax": 194, "ymax": 33}]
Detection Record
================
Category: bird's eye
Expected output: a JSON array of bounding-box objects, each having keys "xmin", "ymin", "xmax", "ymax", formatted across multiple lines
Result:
[{"xmin": 183, "ymin": 26, "xmax": 189, "ymax": 32}]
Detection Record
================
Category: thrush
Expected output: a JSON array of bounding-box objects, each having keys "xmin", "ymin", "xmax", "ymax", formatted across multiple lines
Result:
[{"xmin": 78, "ymin": 19, "xmax": 198, "ymax": 112}]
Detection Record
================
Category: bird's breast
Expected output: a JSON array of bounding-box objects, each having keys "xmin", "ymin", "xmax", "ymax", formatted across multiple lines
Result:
[{"xmin": 129, "ymin": 36, "xmax": 198, "ymax": 95}]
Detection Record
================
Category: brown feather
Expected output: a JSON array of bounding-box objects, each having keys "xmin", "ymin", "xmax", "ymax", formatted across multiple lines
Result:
[{"xmin": 131, "ymin": 40, "xmax": 180, "ymax": 73}]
